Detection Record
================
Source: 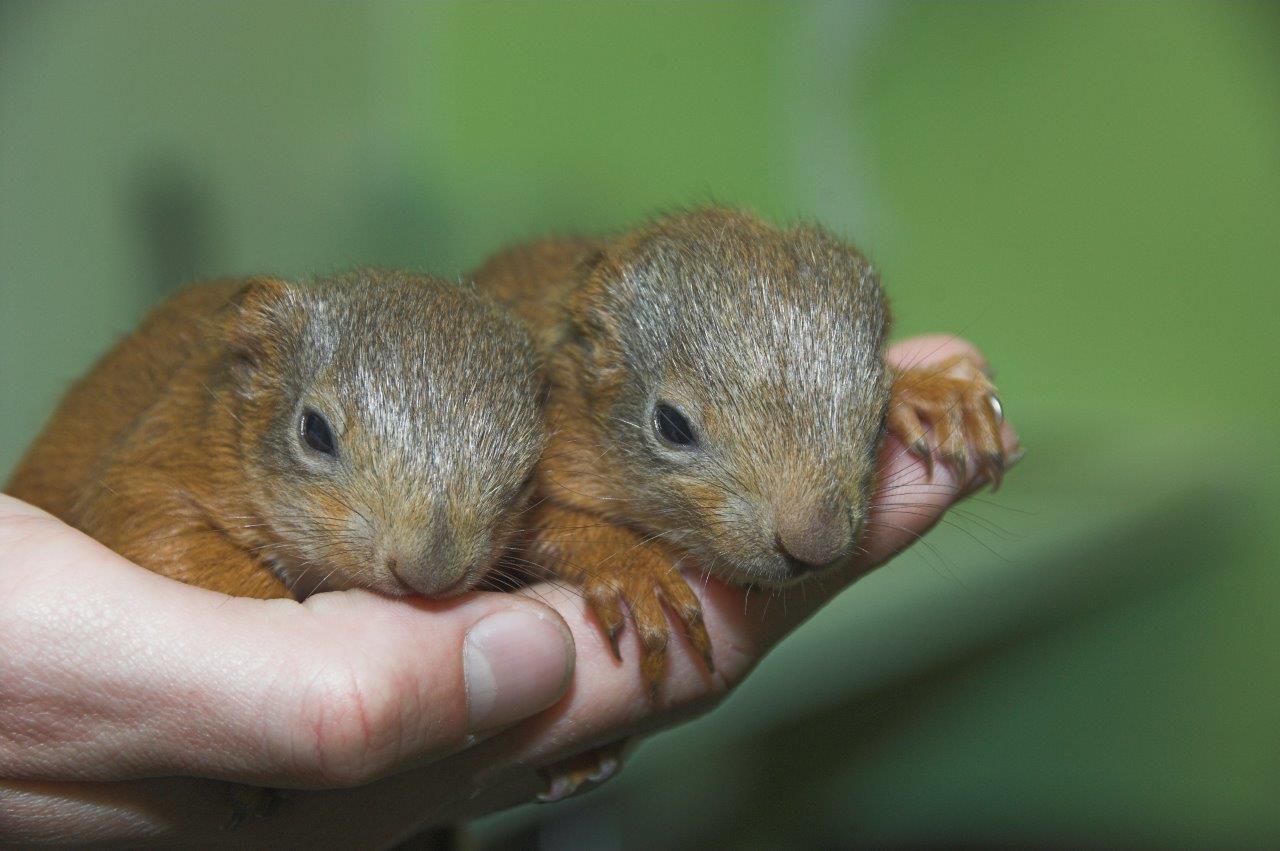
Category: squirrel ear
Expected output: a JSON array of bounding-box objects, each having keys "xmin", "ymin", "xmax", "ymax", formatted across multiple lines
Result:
[
  {"xmin": 579, "ymin": 248, "xmax": 607, "ymax": 277},
  {"xmin": 568, "ymin": 245, "xmax": 624, "ymax": 342},
  {"xmin": 225, "ymin": 276, "xmax": 296, "ymax": 363},
  {"xmin": 566, "ymin": 247, "xmax": 630, "ymax": 387}
]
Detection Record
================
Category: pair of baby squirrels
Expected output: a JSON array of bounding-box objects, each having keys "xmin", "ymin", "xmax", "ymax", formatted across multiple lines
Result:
[{"xmin": 8, "ymin": 206, "xmax": 1005, "ymax": 695}]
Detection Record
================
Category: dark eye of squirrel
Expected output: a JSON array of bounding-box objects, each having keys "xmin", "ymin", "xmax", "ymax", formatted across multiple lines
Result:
[
  {"xmin": 654, "ymin": 402, "xmax": 697, "ymax": 448},
  {"xmin": 300, "ymin": 409, "xmax": 337, "ymax": 456}
]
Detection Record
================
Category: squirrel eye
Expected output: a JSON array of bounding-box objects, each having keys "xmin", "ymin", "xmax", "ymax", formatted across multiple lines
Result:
[
  {"xmin": 300, "ymin": 409, "xmax": 337, "ymax": 456},
  {"xmin": 654, "ymin": 402, "xmax": 697, "ymax": 449}
]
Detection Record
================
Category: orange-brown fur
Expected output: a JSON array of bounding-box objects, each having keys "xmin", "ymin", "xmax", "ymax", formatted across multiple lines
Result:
[{"xmin": 9, "ymin": 279, "xmax": 293, "ymax": 597}]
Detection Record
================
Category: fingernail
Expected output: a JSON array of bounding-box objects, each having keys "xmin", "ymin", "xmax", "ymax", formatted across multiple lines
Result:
[{"xmin": 464, "ymin": 609, "xmax": 574, "ymax": 732}]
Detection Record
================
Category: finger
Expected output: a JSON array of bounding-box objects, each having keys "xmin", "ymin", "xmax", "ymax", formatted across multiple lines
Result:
[
  {"xmin": 0, "ymin": 497, "xmax": 575, "ymax": 789},
  {"xmin": 0, "ymin": 602, "xmax": 677, "ymax": 850},
  {"xmin": 886, "ymin": 334, "xmax": 989, "ymax": 374},
  {"xmin": 0, "ymin": 777, "xmax": 260, "ymax": 846},
  {"xmin": 847, "ymin": 336, "xmax": 1020, "ymax": 566}
]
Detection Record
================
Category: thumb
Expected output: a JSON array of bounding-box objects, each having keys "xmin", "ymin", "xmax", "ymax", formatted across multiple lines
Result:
[
  {"xmin": 256, "ymin": 590, "xmax": 578, "ymax": 788},
  {"xmin": 0, "ymin": 496, "xmax": 575, "ymax": 790}
]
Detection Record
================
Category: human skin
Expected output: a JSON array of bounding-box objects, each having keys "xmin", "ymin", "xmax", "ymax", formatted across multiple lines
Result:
[{"xmin": 0, "ymin": 336, "xmax": 1018, "ymax": 847}]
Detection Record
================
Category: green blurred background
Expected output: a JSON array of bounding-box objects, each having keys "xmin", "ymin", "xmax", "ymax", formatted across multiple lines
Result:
[{"xmin": 2, "ymin": 1, "xmax": 1277, "ymax": 846}]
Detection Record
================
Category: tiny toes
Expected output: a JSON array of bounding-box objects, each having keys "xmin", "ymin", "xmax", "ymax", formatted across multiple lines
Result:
[
  {"xmin": 630, "ymin": 591, "xmax": 673, "ymax": 698},
  {"xmin": 641, "ymin": 648, "xmax": 666, "ymax": 701},
  {"xmin": 688, "ymin": 619, "xmax": 715, "ymax": 673},
  {"xmin": 889, "ymin": 354, "xmax": 1010, "ymax": 490},
  {"xmin": 585, "ymin": 581, "xmax": 626, "ymax": 659},
  {"xmin": 982, "ymin": 452, "xmax": 1006, "ymax": 491},
  {"xmin": 656, "ymin": 573, "xmax": 715, "ymax": 673},
  {"xmin": 537, "ymin": 743, "xmax": 628, "ymax": 803}
]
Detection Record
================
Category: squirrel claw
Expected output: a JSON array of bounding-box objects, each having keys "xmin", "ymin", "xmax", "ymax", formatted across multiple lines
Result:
[
  {"xmin": 910, "ymin": 438, "xmax": 934, "ymax": 477},
  {"xmin": 604, "ymin": 625, "xmax": 623, "ymax": 661},
  {"xmin": 697, "ymin": 639, "xmax": 717, "ymax": 674},
  {"xmin": 983, "ymin": 451, "xmax": 1006, "ymax": 492},
  {"xmin": 685, "ymin": 611, "xmax": 716, "ymax": 674},
  {"xmin": 584, "ymin": 580, "xmax": 626, "ymax": 660}
]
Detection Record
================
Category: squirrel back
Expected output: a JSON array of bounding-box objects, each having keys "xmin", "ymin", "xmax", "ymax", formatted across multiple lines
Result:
[{"xmin": 8, "ymin": 280, "xmax": 243, "ymax": 520}]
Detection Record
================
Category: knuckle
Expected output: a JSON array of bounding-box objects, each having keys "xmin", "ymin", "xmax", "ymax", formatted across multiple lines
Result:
[{"xmin": 288, "ymin": 661, "xmax": 407, "ymax": 788}]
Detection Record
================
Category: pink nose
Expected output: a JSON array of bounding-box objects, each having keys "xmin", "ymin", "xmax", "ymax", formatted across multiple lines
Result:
[
  {"xmin": 385, "ymin": 533, "xmax": 477, "ymax": 597},
  {"xmin": 775, "ymin": 506, "xmax": 849, "ymax": 572}
]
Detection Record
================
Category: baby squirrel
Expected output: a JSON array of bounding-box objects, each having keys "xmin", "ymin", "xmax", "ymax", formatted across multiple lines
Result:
[
  {"xmin": 7, "ymin": 270, "xmax": 545, "ymax": 601},
  {"xmin": 473, "ymin": 206, "xmax": 1007, "ymax": 693}
]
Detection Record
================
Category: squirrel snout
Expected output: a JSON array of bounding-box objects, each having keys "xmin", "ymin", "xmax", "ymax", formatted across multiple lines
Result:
[
  {"xmin": 379, "ymin": 510, "xmax": 493, "ymax": 597},
  {"xmin": 384, "ymin": 542, "xmax": 476, "ymax": 598},
  {"xmin": 773, "ymin": 506, "xmax": 850, "ymax": 574}
]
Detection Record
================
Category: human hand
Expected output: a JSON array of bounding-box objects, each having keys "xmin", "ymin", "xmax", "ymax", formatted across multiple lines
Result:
[
  {"xmin": 387, "ymin": 334, "xmax": 1022, "ymax": 822},
  {"xmin": 0, "ymin": 501, "xmax": 576, "ymax": 845},
  {"xmin": 0, "ymin": 335, "xmax": 1018, "ymax": 847}
]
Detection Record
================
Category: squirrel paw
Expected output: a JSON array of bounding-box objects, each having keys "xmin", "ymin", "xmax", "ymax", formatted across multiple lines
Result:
[
  {"xmin": 888, "ymin": 354, "xmax": 1008, "ymax": 490},
  {"xmin": 580, "ymin": 552, "xmax": 714, "ymax": 700},
  {"xmin": 537, "ymin": 740, "xmax": 632, "ymax": 803}
]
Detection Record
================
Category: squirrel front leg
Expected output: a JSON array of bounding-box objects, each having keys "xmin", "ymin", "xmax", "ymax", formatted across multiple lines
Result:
[
  {"xmin": 144, "ymin": 530, "xmax": 294, "ymax": 600},
  {"xmin": 78, "ymin": 492, "xmax": 294, "ymax": 599},
  {"xmin": 519, "ymin": 500, "xmax": 714, "ymax": 697},
  {"xmin": 887, "ymin": 354, "xmax": 1008, "ymax": 488}
]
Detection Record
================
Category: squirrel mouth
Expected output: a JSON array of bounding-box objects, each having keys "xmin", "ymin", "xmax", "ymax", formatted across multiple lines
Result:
[
  {"xmin": 385, "ymin": 559, "xmax": 475, "ymax": 598},
  {"xmin": 384, "ymin": 560, "xmax": 420, "ymax": 596},
  {"xmin": 780, "ymin": 553, "xmax": 821, "ymax": 577}
]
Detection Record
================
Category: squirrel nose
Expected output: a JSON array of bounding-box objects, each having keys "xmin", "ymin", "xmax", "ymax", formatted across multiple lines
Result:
[
  {"xmin": 383, "ymin": 510, "xmax": 489, "ymax": 597},
  {"xmin": 774, "ymin": 506, "xmax": 849, "ymax": 573},
  {"xmin": 385, "ymin": 540, "xmax": 474, "ymax": 598}
]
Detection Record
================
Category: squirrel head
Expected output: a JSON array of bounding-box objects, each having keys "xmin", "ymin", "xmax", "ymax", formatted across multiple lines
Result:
[
  {"xmin": 223, "ymin": 271, "xmax": 544, "ymax": 597},
  {"xmin": 566, "ymin": 207, "xmax": 890, "ymax": 586}
]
